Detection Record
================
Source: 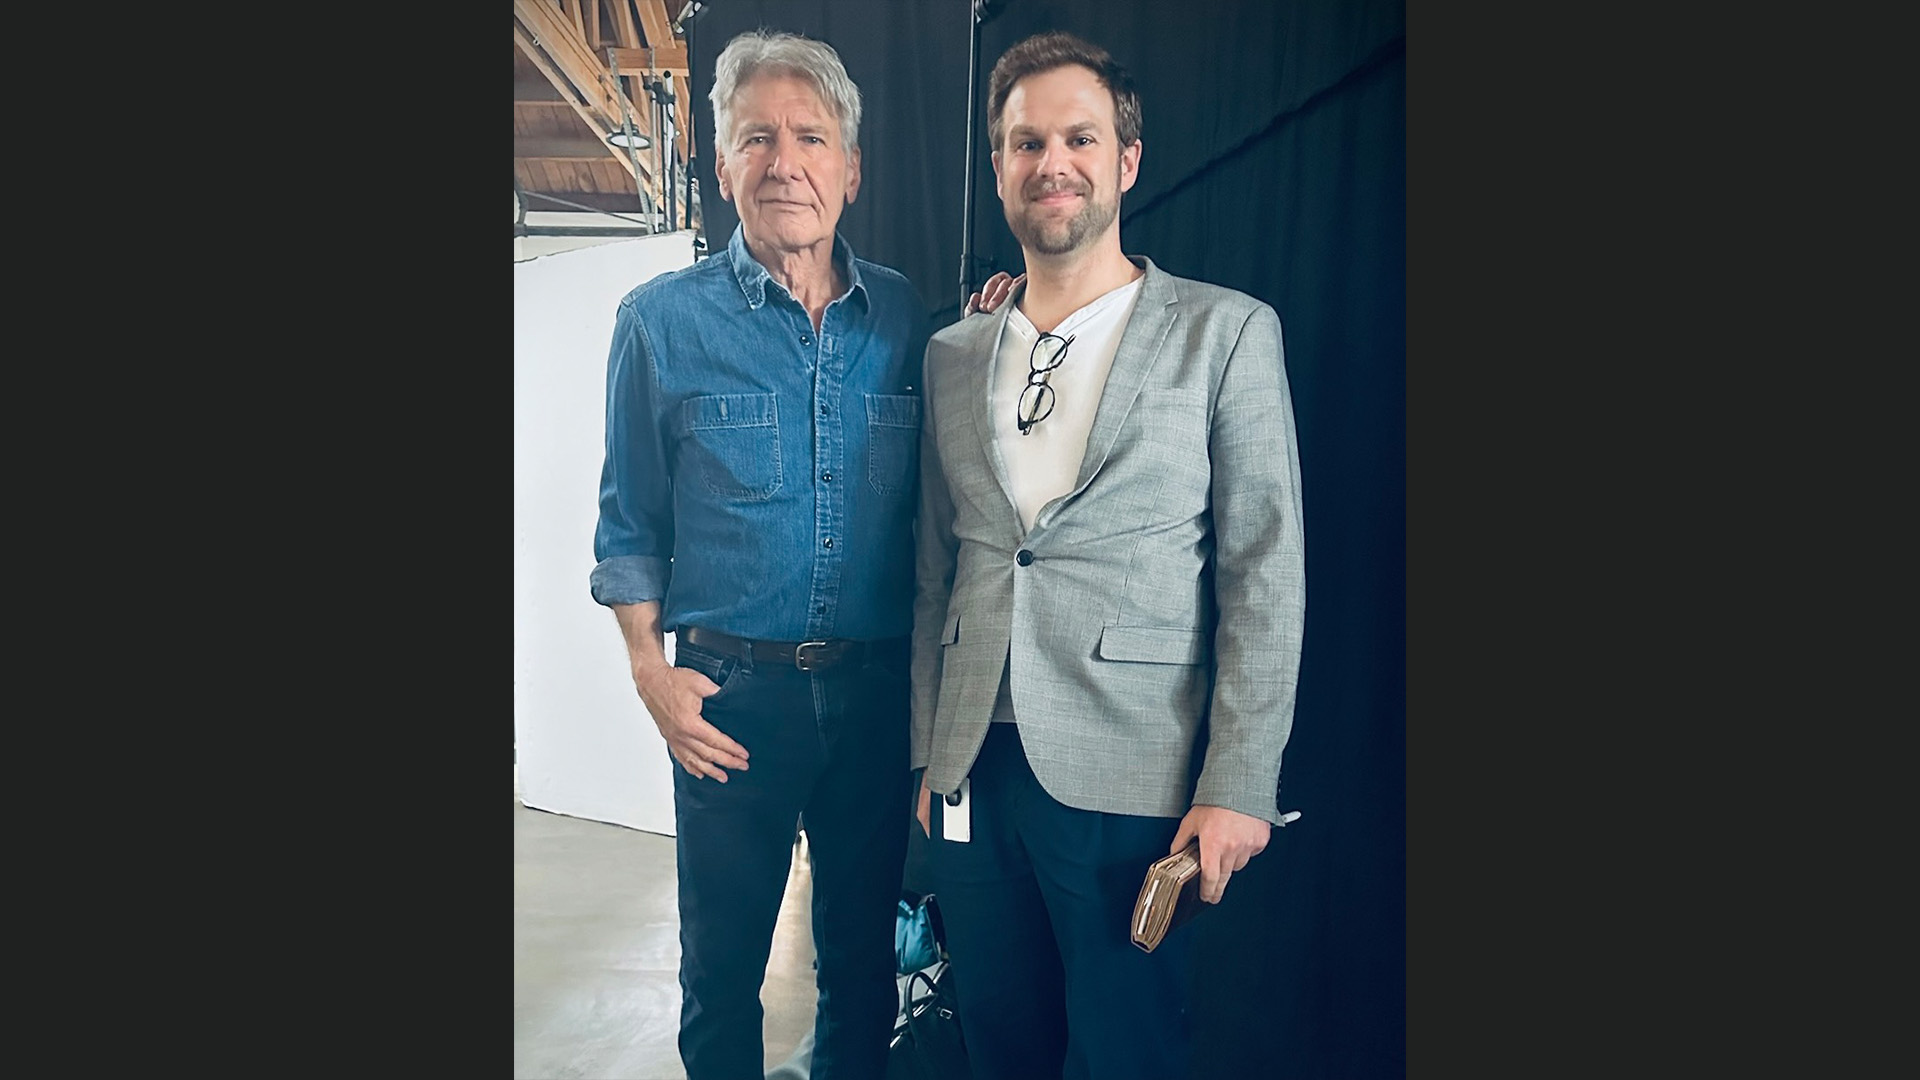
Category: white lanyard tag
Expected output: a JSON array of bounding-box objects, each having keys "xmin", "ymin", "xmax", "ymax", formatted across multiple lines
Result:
[{"xmin": 940, "ymin": 778, "xmax": 971, "ymax": 843}]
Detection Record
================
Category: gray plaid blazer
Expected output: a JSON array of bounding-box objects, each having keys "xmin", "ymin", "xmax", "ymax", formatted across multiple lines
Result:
[{"xmin": 909, "ymin": 256, "xmax": 1306, "ymax": 823}]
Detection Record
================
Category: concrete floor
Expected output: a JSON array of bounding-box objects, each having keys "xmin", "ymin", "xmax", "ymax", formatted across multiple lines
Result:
[{"xmin": 515, "ymin": 771, "xmax": 821, "ymax": 1080}]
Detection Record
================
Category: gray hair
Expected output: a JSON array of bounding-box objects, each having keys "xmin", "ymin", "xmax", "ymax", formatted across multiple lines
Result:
[{"xmin": 709, "ymin": 30, "xmax": 863, "ymax": 156}]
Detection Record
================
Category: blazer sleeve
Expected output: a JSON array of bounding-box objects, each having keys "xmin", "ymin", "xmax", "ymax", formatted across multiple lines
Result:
[
  {"xmin": 1191, "ymin": 302, "xmax": 1306, "ymax": 823},
  {"xmin": 909, "ymin": 340, "xmax": 959, "ymax": 771}
]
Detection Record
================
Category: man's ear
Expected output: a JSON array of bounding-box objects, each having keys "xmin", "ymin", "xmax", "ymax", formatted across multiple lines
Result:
[
  {"xmin": 1119, "ymin": 139, "xmax": 1142, "ymax": 194},
  {"xmin": 991, "ymin": 150, "xmax": 1005, "ymax": 201},
  {"xmin": 715, "ymin": 150, "xmax": 733, "ymax": 203},
  {"xmin": 845, "ymin": 147, "xmax": 862, "ymax": 204}
]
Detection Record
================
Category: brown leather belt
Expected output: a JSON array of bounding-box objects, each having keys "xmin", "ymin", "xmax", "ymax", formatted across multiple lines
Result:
[{"xmin": 680, "ymin": 625, "xmax": 892, "ymax": 672}]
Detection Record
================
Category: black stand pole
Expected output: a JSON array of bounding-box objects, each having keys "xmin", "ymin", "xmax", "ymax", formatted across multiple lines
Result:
[
  {"xmin": 646, "ymin": 75, "xmax": 678, "ymax": 233},
  {"xmin": 958, "ymin": 0, "xmax": 991, "ymax": 312},
  {"xmin": 664, "ymin": 73, "xmax": 678, "ymax": 231},
  {"xmin": 681, "ymin": 4, "xmax": 709, "ymax": 255}
]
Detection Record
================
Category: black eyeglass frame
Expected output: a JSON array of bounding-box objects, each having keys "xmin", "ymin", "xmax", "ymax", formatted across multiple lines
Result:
[{"xmin": 1016, "ymin": 331, "xmax": 1075, "ymax": 436}]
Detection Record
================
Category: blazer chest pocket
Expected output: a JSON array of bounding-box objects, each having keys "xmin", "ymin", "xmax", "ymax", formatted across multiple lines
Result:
[
  {"xmin": 684, "ymin": 393, "xmax": 782, "ymax": 500},
  {"xmin": 1097, "ymin": 626, "xmax": 1208, "ymax": 665},
  {"xmin": 865, "ymin": 393, "xmax": 921, "ymax": 497}
]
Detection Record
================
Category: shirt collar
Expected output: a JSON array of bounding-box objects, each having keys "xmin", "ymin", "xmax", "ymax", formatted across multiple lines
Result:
[{"xmin": 726, "ymin": 224, "xmax": 869, "ymax": 313}]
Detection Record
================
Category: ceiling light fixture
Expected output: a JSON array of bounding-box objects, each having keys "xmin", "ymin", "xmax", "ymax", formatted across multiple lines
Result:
[{"xmin": 607, "ymin": 131, "xmax": 653, "ymax": 150}]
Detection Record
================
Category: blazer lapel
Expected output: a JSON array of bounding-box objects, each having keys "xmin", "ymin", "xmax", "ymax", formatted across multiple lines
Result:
[
  {"xmin": 967, "ymin": 283, "xmax": 1025, "ymax": 524},
  {"xmin": 1069, "ymin": 257, "xmax": 1178, "ymax": 495}
]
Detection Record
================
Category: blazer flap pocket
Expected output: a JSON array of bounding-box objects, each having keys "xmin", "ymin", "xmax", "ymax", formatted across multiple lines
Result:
[
  {"xmin": 1140, "ymin": 387, "xmax": 1207, "ymax": 408},
  {"xmin": 1098, "ymin": 626, "xmax": 1208, "ymax": 665},
  {"xmin": 940, "ymin": 610, "xmax": 962, "ymax": 646},
  {"xmin": 685, "ymin": 392, "xmax": 777, "ymax": 430}
]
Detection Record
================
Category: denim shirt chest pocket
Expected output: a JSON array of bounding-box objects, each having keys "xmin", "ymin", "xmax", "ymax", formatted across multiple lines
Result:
[
  {"xmin": 682, "ymin": 393, "xmax": 782, "ymax": 500},
  {"xmin": 864, "ymin": 393, "xmax": 921, "ymax": 497}
]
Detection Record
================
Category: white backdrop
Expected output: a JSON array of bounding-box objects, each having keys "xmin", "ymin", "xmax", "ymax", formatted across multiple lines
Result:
[{"xmin": 514, "ymin": 232, "xmax": 697, "ymax": 836}]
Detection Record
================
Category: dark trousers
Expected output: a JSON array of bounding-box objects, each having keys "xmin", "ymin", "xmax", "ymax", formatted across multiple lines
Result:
[
  {"xmin": 671, "ymin": 636, "xmax": 911, "ymax": 1080},
  {"xmin": 928, "ymin": 723, "xmax": 1195, "ymax": 1080}
]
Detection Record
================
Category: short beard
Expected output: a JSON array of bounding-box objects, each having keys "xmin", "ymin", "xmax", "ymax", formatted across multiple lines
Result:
[{"xmin": 1007, "ymin": 173, "xmax": 1120, "ymax": 256}]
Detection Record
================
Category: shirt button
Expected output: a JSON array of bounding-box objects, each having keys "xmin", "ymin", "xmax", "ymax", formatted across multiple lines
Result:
[
  {"xmin": 816, "ymin": 604, "xmax": 827, "ymax": 614},
  {"xmin": 1016, "ymin": 549, "xmax": 1033, "ymax": 566},
  {"xmin": 820, "ymin": 404, "xmax": 830, "ymax": 416},
  {"xmin": 822, "ymin": 471, "xmax": 833, "ymax": 482},
  {"xmin": 824, "ymin": 537, "xmax": 834, "ymax": 549},
  {"xmin": 800, "ymin": 334, "xmax": 814, "ymax": 347}
]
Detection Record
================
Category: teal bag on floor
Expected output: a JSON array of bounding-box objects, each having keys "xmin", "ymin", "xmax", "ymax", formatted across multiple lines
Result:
[{"xmin": 895, "ymin": 892, "xmax": 942, "ymax": 975}]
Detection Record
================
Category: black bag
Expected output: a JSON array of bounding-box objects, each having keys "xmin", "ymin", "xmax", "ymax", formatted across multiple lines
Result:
[{"xmin": 886, "ymin": 960, "xmax": 972, "ymax": 1080}]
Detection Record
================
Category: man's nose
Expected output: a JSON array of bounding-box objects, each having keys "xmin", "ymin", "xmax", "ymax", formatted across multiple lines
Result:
[
  {"xmin": 767, "ymin": 133, "xmax": 803, "ymax": 180},
  {"xmin": 1036, "ymin": 139, "xmax": 1071, "ymax": 175}
]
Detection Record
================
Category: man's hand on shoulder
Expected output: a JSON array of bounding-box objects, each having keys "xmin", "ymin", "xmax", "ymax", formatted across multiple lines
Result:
[
  {"xmin": 632, "ymin": 660, "xmax": 750, "ymax": 783},
  {"xmin": 1170, "ymin": 804, "xmax": 1272, "ymax": 904},
  {"xmin": 964, "ymin": 271, "xmax": 1024, "ymax": 317}
]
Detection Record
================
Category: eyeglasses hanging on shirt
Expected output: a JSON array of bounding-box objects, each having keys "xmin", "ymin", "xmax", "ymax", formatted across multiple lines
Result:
[{"xmin": 1017, "ymin": 332, "xmax": 1075, "ymax": 436}]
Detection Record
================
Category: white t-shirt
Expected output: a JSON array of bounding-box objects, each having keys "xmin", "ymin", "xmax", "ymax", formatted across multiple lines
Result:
[{"xmin": 990, "ymin": 276, "xmax": 1146, "ymax": 534}]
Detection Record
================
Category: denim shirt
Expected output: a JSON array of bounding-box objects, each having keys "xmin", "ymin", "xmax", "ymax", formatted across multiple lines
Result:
[{"xmin": 590, "ymin": 225, "xmax": 931, "ymax": 642}]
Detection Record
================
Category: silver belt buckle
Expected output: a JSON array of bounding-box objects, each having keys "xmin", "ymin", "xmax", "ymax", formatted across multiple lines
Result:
[{"xmin": 793, "ymin": 640, "xmax": 832, "ymax": 671}]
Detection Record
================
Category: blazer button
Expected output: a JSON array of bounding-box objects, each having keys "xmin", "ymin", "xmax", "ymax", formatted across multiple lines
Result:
[{"xmin": 1016, "ymin": 549, "xmax": 1033, "ymax": 566}]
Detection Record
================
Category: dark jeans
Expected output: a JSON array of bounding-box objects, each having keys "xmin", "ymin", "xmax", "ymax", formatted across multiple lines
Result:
[
  {"xmin": 671, "ymin": 635, "xmax": 911, "ymax": 1080},
  {"xmin": 928, "ymin": 723, "xmax": 1195, "ymax": 1080}
]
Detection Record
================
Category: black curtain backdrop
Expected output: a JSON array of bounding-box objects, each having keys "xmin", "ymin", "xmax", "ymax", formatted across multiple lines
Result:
[{"xmin": 689, "ymin": 2, "xmax": 1405, "ymax": 1076}]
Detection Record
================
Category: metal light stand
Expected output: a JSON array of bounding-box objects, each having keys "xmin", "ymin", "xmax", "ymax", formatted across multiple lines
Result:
[
  {"xmin": 650, "ymin": 72, "xmax": 678, "ymax": 232},
  {"xmin": 607, "ymin": 50, "xmax": 658, "ymax": 233},
  {"xmin": 676, "ymin": 1, "xmax": 712, "ymax": 257},
  {"xmin": 959, "ymin": 0, "xmax": 1004, "ymax": 310}
]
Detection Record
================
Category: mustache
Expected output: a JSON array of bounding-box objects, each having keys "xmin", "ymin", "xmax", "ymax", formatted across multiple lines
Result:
[{"xmin": 1024, "ymin": 179, "xmax": 1090, "ymax": 199}]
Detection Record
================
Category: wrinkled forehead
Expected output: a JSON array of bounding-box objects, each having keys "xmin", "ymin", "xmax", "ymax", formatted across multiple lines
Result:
[{"xmin": 729, "ymin": 70, "xmax": 837, "ymax": 124}]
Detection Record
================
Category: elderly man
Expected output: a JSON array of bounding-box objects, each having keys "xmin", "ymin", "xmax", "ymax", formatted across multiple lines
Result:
[{"xmin": 588, "ymin": 29, "xmax": 931, "ymax": 1080}]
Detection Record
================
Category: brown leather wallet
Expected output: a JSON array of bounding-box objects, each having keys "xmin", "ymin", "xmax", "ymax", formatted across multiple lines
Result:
[{"xmin": 1131, "ymin": 840, "xmax": 1204, "ymax": 953}]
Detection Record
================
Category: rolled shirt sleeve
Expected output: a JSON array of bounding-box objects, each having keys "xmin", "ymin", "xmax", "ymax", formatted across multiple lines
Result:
[{"xmin": 591, "ymin": 295, "xmax": 675, "ymax": 607}]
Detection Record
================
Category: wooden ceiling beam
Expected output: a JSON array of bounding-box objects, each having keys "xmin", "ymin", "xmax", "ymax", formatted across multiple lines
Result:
[
  {"xmin": 515, "ymin": 0, "xmax": 644, "ymax": 123},
  {"xmin": 513, "ymin": 0, "xmax": 660, "ymax": 202},
  {"xmin": 513, "ymin": 2, "xmax": 628, "ymax": 130},
  {"xmin": 512, "ymin": 36, "xmax": 660, "ymax": 210},
  {"xmin": 606, "ymin": 44, "xmax": 687, "ymax": 75},
  {"xmin": 513, "ymin": 24, "xmax": 635, "ymax": 164},
  {"xmin": 516, "ymin": 136, "xmax": 631, "ymax": 159},
  {"xmin": 515, "ymin": 78, "xmax": 568, "ymax": 102},
  {"xmin": 612, "ymin": 0, "xmax": 641, "ymax": 49},
  {"xmin": 635, "ymin": 1, "xmax": 677, "ymax": 53}
]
